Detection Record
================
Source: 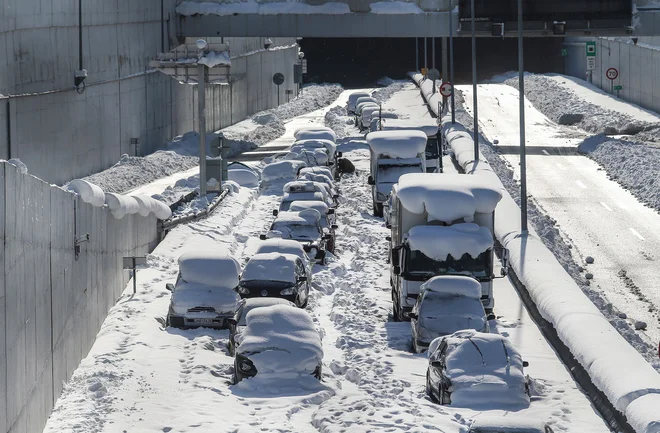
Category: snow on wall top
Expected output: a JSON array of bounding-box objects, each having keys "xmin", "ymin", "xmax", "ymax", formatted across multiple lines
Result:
[
  {"xmin": 408, "ymin": 224, "xmax": 493, "ymax": 261},
  {"xmin": 396, "ymin": 173, "xmax": 502, "ymax": 223},
  {"xmin": 177, "ymin": 251, "xmax": 241, "ymax": 288},
  {"xmin": 242, "ymin": 253, "xmax": 299, "ymax": 283},
  {"xmin": 380, "ymin": 118, "xmax": 438, "ymax": 137},
  {"xmin": 366, "ymin": 130, "xmax": 428, "ymax": 159},
  {"xmin": 237, "ymin": 305, "xmax": 323, "ymax": 374},
  {"xmin": 177, "ymin": 1, "xmax": 351, "ymax": 16},
  {"xmin": 420, "ymin": 275, "xmax": 483, "ymax": 299}
]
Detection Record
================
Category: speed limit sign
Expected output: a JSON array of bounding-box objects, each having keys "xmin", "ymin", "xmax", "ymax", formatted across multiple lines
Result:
[
  {"xmin": 606, "ymin": 68, "xmax": 619, "ymax": 80},
  {"xmin": 439, "ymin": 82, "xmax": 453, "ymax": 97}
]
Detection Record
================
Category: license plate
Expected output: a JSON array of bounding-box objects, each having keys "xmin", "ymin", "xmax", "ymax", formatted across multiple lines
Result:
[{"xmin": 196, "ymin": 318, "xmax": 214, "ymax": 324}]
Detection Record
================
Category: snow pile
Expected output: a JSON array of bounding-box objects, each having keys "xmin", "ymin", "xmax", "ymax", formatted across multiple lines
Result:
[
  {"xmin": 237, "ymin": 305, "xmax": 323, "ymax": 375},
  {"xmin": 468, "ymin": 414, "xmax": 547, "ymax": 432},
  {"xmin": 324, "ymin": 106, "xmax": 355, "ymax": 139},
  {"xmin": 371, "ymin": 78, "xmax": 408, "ymax": 103},
  {"xmin": 262, "ymin": 160, "xmax": 306, "ymax": 183},
  {"xmin": 7, "ymin": 158, "xmax": 28, "ymax": 174},
  {"xmin": 178, "ymin": 251, "xmax": 241, "ymax": 288},
  {"xmin": 198, "ymin": 50, "xmax": 231, "ymax": 67},
  {"xmin": 104, "ymin": 193, "xmax": 140, "ymax": 219},
  {"xmin": 380, "ymin": 118, "xmax": 439, "ymax": 137},
  {"xmin": 132, "ymin": 195, "xmax": 172, "ymax": 219},
  {"xmin": 396, "ymin": 173, "xmax": 502, "ymax": 223},
  {"xmin": 272, "ymin": 84, "xmax": 343, "ymax": 120},
  {"xmin": 67, "ymin": 179, "xmax": 106, "ymax": 207},
  {"xmin": 438, "ymin": 330, "xmax": 529, "ymax": 408},
  {"xmin": 176, "ymin": 0, "xmax": 350, "ymax": 16},
  {"xmin": 294, "ymin": 127, "xmax": 337, "ymax": 143},
  {"xmin": 420, "ymin": 275, "xmax": 482, "ymax": 299},
  {"xmin": 227, "ymin": 169, "xmax": 260, "ymax": 188},
  {"xmin": 626, "ymin": 394, "xmax": 660, "ymax": 433},
  {"xmin": 370, "ymin": 1, "xmax": 423, "ymax": 14},
  {"xmin": 366, "ymin": 130, "xmax": 427, "ymax": 158},
  {"xmin": 242, "ymin": 253, "xmax": 299, "ymax": 283},
  {"xmin": 170, "ymin": 281, "xmax": 241, "ymax": 315},
  {"xmin": 407, "ymin": 224, "xmax": 493, "ymax": 260}
]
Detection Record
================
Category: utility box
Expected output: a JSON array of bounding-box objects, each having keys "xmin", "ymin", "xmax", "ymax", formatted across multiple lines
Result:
[{"xmin": 206, "ymin": 159, "xmax": 223, "ymax": 192}]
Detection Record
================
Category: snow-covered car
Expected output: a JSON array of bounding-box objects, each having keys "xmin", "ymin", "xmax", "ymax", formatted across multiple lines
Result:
[
  {"xmin": 165, "ymin": 251, "xmax": 242, "ymax": 329},
  {"xmin": 280, "ymin": 190, "xmax": 330, "ymax": 212},
  {"xmin": 299, "ymin": 166, "xmax": 334, "ymax": 182},
  {"xmin": 283, "ymin": 180, "xmax": 337, "ymax": 206},
  {"xmin": 426, "ymin": 330, "xmax": 530, "ymax": 407},
  {"xmin": 285, "ymin": 148, "xmax": 330, "ymax": 167},
  {"xmin": 297, "ymin": 172, "xmax": 337, "ymax": 196},
  {"xmin": 254, "ymin": 238, "xmax": 313, "ymax": 282},
  {"xmin": 233, "ymin": 304, "xmax": 323, "ymax": 383},
  {"xmin": 262, "ymin": 160, "xmax": 306, "ymax": 183},
  {"xmin": 409, "ymin": 276, "xmax": 490, "ymax": 353},
  {"xmin": 467, "ymin": 415, "xmax": 554, "ymax": 433},
  {"xmin": 293, "ymin": 128, "xmax": 336, "ymax": 144},
  {"xmin": 261, "ymin": 209, "xmax": 331, "ymax": 264},
  {"xmin": 360, "ymin": 105, "xmax": 381, "ymax": 131},
  {"xmin": 227, "ymin": 298, "xmax": 296, "ymax": 356},
  {"xmin": 227, "ymin": 161, "xmax": 260, "ymax": 188},
  {"xmin": 347, "ymin": 91, "xmax": 371, "ymax": 114},
  {"xmin": 355, "ymin": 97, "xmax": 378, "ymax": 117},
  {"xmin": 288, "ymin": 200, "xmax": 337, "ymax": 253},
  {"xmin": 238, "ymin": 253, "xmax": 310, "ymax": 307},
  {"xmin": 294, "ymin": 125, "xmax": 336, "ymax": 140}
]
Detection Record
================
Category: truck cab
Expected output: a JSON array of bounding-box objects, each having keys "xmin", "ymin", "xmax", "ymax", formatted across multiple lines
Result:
[
  {"xmin": 379, "ymin": 118, "xmax": 442, "ymax": 173},
  {"xmin": 388, "ymin": 173, "xmax": 508, "ymax": 320},
  {"xmin": 366, "ymin": 130, "xmax": 428, "ymax": 217}
]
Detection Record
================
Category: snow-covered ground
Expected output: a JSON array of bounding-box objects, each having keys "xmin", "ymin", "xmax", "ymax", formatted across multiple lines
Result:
[
  {"xmin": 459, "ymin": 83, "xmax": 660, "ymax": 364},
  {"xmin": 43, "ymin": 82, "xmax": 610, "ymax": 433}
]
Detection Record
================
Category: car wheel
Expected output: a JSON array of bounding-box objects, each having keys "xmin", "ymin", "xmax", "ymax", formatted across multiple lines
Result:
[
  {"xmin": 426, "ymin": 372, "xmax": 438, "ymax": 403},
  {"xmin": 374, "ymin": 203, "xmax": 383, "ymax": 218},
  {"xmin": 232, "ymin": 363, "xmax": 239, "ymax": 384},
  {"xmin": 392, "ymin": 297, "xmax": 401, "ymax": 322},
  {"xmin": 412, "ymin": 339, "xmax": 419, "ymax": 354},
  {"xmin": 228, "ymin": 340, "xmax": 235, "ymax": 356},
  {"xmin": 299, "ymin": 289, "xmax": 309, "ymax": 309},
  {"xmin": 440, "ymin": 382, "xmax": 450, "ymax": 405}
]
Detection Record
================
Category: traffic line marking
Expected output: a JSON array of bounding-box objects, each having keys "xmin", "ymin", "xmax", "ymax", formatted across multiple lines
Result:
[
  {"xmin": 575, "ymin": 180, "xmax": 588, "ymax": 189},
  {"xmin": 600, "ymin": 202, "xmax": 613, "ymax": 212},
  {"xmin": 542, "ymin": 149, "xmax": 550, "ymax": 155},
  {"xmin": 629, "ymin": 228, "xmax": 645, "ymax": 241}
]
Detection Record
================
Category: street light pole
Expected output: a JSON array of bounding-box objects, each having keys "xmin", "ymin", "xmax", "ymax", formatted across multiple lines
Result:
[
  {"xmin": 198, "ymin": 63, "xmax": 207, "ymax": 198},
  {"xmin": 450, "ymin": 10, "xmax": 455, "ymax": 124},
  {"xmin": 471, "ymin": 0, "xmax": 479, "ymax": 161},
  {"xmin": 518, "ymin": 0, "xmax": 528, "ymax": 233}
]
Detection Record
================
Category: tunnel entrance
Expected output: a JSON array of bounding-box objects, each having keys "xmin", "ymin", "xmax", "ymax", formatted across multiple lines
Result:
[{"xmin": 300, "ymin": 37, "xmax": 565, "ymax": 87}]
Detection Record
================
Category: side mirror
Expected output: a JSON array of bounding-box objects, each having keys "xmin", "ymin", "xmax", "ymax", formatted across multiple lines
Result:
[
  {"xmin": 226, "ymin": 318, "xmax": 237, "ymax": 327},
  {"xmin": 523, "ymin": 361, "xmax": 530, "ymax": 368},
  {"xmin": 385, "ymin": 236, "xmax": 391, "ymax": 242},
  {"xmin": 393, "ymin": 265, "xmax": 401, "ymax": 275},
  {"xmin": 430, "ymin": 360, "xmax": 443, "ymax": 368},
  {"xmin": 298, "ymin": 276, "xmax": 307, "ymax": 283},
  {"xmin": 324, "ymin": 234, "xmax": 333, "ymax": 241},
  {"xmin": 259, "ymin": 234, "xmax": 267, "ymax": 240},
  {"xmin": 303, "ymin": 244, "xmax": 312, "ymax": 252},
  {"xmin": 272, "ymin": 209, "xmax": 279, "ymax": 216},
  {"xmin": 331, "ymin": 224, "xmax": 339, "ymax": 229},
  {"xmin": 487, "ymin": 313, "xmax": 496, "ymax": 321},
  {"xmin": 165, "ymin": 283, "xmax": 175, "ymax": 292},
  {"xmin": 386, "ymin": 223, "xmax": 391, "ymax": 229},
  {"xmin": 337, "ymin": 152, "xmax": 343, "ymax": 157},
  {"xmin": 408, "ymin": 313, "xmax": 418, "ymax": 320},
  {"xmin": 367, "ymin": 176, "xmax": 375, "ymax": 186},
  {"xmin": 333, "ymin": 194, "xmax": 339, "ymax": 200},
  {"xmin": 327, "ymin": 209, "xmax": 335, "ymax": 215}
]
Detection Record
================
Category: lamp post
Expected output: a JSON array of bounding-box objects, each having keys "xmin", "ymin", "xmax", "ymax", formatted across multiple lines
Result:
[
  {"xmin": 298, "ymin": 51, "xmax": 305, "ymax": 95},
  {"xmin": 470, "ymin": 0, "xmax": 479, "ymax": 162},
  {"xmin": 196, "ymin": 39, "xmax": 208, "ymax": 198},
  {"xmin": 518, "ymin": 0, "xmax": 528, "ymax": 233}
]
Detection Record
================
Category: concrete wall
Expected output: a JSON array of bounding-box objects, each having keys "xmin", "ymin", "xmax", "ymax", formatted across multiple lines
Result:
[
  {"xmin": 1, "ymin": 0, "xmax": 298, "ymax": 185},
  {"xmin": 0, "ymin": 161, "xmax": 158, "ymax": 433},
  {"xmin": 565, "ymin": 37, "xmax": 660, "ymax": 114}
]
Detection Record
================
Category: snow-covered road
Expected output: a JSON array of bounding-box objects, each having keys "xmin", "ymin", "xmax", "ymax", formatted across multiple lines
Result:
[
  {"xmin": 43, "ymin": 83, "xmax": 609, "ymax": 433},
  {"xmin": 460, "ymin": 83, "xmax": 660, "ymax": 353}
]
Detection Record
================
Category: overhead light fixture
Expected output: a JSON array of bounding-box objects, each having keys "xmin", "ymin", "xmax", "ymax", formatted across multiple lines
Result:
[
  {"xmin": 553, "ymin": 21, "xmax": 566, "ymax": 35},
  {"xmin": 492, "ymin": 22, "xmax": 504, "ymax": 37}
]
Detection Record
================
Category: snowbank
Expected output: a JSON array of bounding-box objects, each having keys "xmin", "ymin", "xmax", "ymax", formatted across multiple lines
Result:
[
  {"xmin": 242, "ymin": 253, "xmax": 299, "ymax": 283},
  {"xmin": 396, "ymin": 173, "xmax": 502, "ymax": 223},
  {"xmin": 420, "ymin": 275, "xmax": 482, "ymax": 299},
  {"xmin": 104, "ymin": 193, "xmax": 140, "ymax": 219},
  {"xmin": 407, "ymin": 224, "xmax": 493, "ymax": 261},
  {"xmin": 132, "ymin": 195, "xmax": 172, "ymax": 220},
  {"xmin": 171, "ymin": 282, "xmax": 241, "ymax": 315},
  {"xmin": 67, "ymin": 179, "xmax": 106, "ymax": 207},
  {"xmin": 366, "ymin": 130, "xmax": 427, "ymax": 159},
  {"xmin": 237, "ymin": 305, "xmax": 323, "ymax": 375},
  {"xmin": 469, "ymin": 414, "xmax": 547, "ymax": 432},
  {"xmin": 626, "ymin": 394, "xmax": 660, "ymax": 433},
  {"xmin": 178, "ymin": 251, "xmax": 241, "ymax": 289},
  {"xmin": 262, "ymin": 160, "xmax": 306, "ymax": 183}
]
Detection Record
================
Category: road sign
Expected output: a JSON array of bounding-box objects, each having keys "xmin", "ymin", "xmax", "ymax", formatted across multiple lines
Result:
[
  {"xmin": 427, "ymin": 68, "xmax": 440, "ymax": 81},
  {"xmin": 606, "ymin": 67, "xmax": 619, "ymax": 80},
  {"xmin": 586, "ymin": 41, "xmax": 596, "ymax": 56},
  {"xmin": 587, "ymin": 57, "xmax": 596, "ymax": 71},
  {"xmin": 273, "ymin": 73, "xmax": 284, "ymax": 85},
  {"xmin": 561, "ymin": 48, "xmax": 568, "ymax": 57},
  {"xmin": 421, "ymin": 67, "xmax": 428, "ymax": 76},
  {"xmin": 123, "ymin": 256, "xmax": 147, "ymax": 294},
  {"xmin": 301, "ymin": 59, "xmax": 308, "ymax": 74},
  {"xmin": 439, "ymin": 82, "xmax": 453, "ymax": 97},
  {"xmin": 614, "ymin": 85, "xmax": 623, "ymax": 91},
  {"xmin": 293, "ymin": 64, "xmax": 303, "ymax": 83}
]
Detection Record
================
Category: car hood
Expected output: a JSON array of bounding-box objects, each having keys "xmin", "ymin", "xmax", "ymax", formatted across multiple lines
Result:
[
  {"xmin": 171, "ymin": 283, "xmax": 241, "ymax": 315},
  {"xmin": 448, "ymin": 369, "xmax": 529, "ymax": 408}
]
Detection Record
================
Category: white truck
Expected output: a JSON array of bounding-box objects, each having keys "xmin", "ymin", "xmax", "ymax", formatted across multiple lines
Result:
[
  {"xmin": 379, "ymin": 118, "xmax": 442, "ymax": 173},
  {"xmin": 366, "ymin": 130, "xmax": 427, "ymax": 217},
  {"xmin": 387, "ymin": 173, "xmax": 508, "ymax": 321}
]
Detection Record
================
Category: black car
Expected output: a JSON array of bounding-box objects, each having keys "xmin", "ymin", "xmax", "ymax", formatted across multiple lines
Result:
[
  {"xmin": 237, "ymin": 253, "xmax": 310, "ymax": 307},
  {"xmin": 227, "ymin": 298, "xmax": 296, "ymax": 356},
  {"xmin": 260, "ymin": 210, "xmax": 332, "ymax": 264}
]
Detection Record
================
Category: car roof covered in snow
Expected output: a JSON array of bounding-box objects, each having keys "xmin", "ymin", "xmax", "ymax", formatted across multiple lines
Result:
[
  {"xmin": 242, "ymin": 253, "xmax": 300, "ymax": 283},
  {"xmin": 396, "ymin": 173, "xmax": 503, "ymax": 223},
  {"xmin": 298, "ymin": 172, "xmax": 334, "ymax": 187},
  {"xmin": 237, "ymin": 305, "xmax": 323, "ymax": 374},
  {"xmin": 239, "ymin": 298, "xmax": 297, "ymax": 314},
  {"xmin": 254, "ymin": 239, "xmax": 309, "ymax": 263},
  {"xmin": 273, "ymin": 209, "xmax": 322, "ymax": 225},
  {"xmin": 283, "ymin": 180, "xmax": 325, "ymax": 194},
  {"xmin": 177, "ymin": 251, "xmax": 241, "ymax": 289},
  {"xmin": 289, "ymin": 200, "xmax": 330, "ymax": 216},
  {"xmin": 348, "ymin": 92, "xmax": 371, "ymax": 103},
  {"xmin": 420, "ymin": 275, "xmax": 483, "ymax": 299},
  {"xmin": 293, "ymin": 139, "xmax": 337, "ymax": 155},
  {"xmin": 281, "ymin": 191, "xmax": 329, "ymax": 207},
  {"xmin": 408, "ymin": 224, "xmax": 494, "ymax": 261},
  {"xmin": 294, "ymin": 126, "xmax": 336, "ymax": 142},
  {"xmin": 262, "ymin": 160, "xmax": 306, "ymax": 182},
  {"xmin": 380, "ymin": 118, "xmax": 439, "ymax": 137},
  {"xmin": 468, "ymin": 414, "xmax": 547, "ymax": 433},
  {"xmin": 366, "ymin": 130, "xmax": 428, "ymax": 159}
]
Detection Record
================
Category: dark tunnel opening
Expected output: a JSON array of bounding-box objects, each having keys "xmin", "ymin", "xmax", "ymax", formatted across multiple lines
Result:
[{"xmin": 299, "ymin": 37, "xmax": 565, "ymax": 87}]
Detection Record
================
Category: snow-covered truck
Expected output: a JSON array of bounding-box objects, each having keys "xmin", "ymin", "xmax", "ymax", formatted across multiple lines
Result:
[
  {"xmin": 366, "ymin": 130, "xmax": 427, "ymax": 217},
  {"xmin": 379, "ymin": 118, "xmax": 442, "ymax": 173},
  {"xmin": 387, "ymin": 173, "xmax": 508, "ymax": 320}
]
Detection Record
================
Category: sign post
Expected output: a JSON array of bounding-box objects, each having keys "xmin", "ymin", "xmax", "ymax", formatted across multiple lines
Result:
[
  {"xmin": 123, "ymin": 256, "xmax": 147, "ymax": 294},
  {"xmin": 606, "ymin": 67, "xmax": 619, "ymax": 94},
  {"xmin": 586, "ymin": 41, "xmax": 596, "ymax": 82},
  {"xmin": 273, "ymin": 73, "xmax": 284, "ymax": 106},
  {"xmin": 439, "ymin": 82, "xmax": 453, "ymax": 114}
]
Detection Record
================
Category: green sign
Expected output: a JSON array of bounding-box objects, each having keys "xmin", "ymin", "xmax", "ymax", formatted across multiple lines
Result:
[
  {"xmin": 586, "ymin": 41, "xmax": 596, "ymax": 57},
  {"xmin": 561, "ymin": 48, "xmax": 568, "ymax": 57},
  {"xmin": 614, "ymin": 85, "xmax": 623, "ymax": 91}
]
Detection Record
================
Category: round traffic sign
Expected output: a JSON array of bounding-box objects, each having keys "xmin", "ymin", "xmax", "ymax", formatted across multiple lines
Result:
[
  {"xmin": 439, "ymin": 82, "xmax": 453, "ymax": 97},
  {"xmin": 606, "ymin": 68, "xmax": 619, "ymax": 80},
  {"xmin": 273, "ymin": 73, "xmax": 285, "ymax": 85},
  {"xmin": 427, "ymin": 68, "xmax": 440, "ymax": 81}
]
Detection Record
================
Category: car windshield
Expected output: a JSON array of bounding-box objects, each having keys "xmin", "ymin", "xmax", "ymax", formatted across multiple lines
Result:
[
  {"xmin": 377, "ymin": 163, "xmax": 422, "ymax": 183},
  {"xmin": 240, "ymin": 280, "xmax": 293, "ymax": 291},
  {"xmin": 406, "ymin": 248, "xmax": 491, "ymax": 279},
  {"xmin": 272, "ymin": 223, "xmax": 320, "ymax": 241}
]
